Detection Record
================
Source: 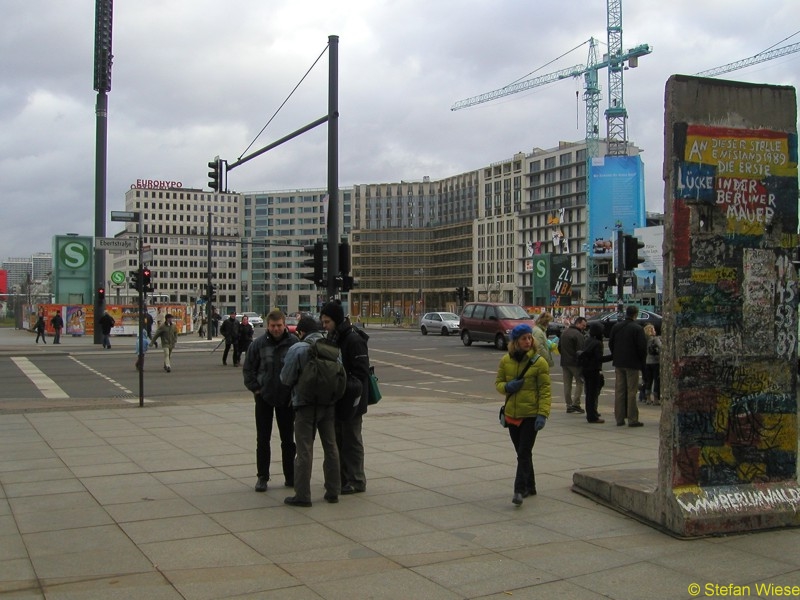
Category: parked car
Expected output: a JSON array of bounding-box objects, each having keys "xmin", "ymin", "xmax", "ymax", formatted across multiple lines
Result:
[
  {"xmin": 284, "ymin": 316, "xmax": 299, "ymax": 334},
  {"xmin": 420, "ymin": 312, "xmax": 460, "ymax": 336},
  {"xmin": 587, "ymin": 309, "xmax": 662, "ymax": 338},
  {"xmin": 459, "ymin": 302, "xmax": 534, "ymax": 350},
  {"xmin": 236, "ymin": 312, "xmax": 264, "ymax": 327}
]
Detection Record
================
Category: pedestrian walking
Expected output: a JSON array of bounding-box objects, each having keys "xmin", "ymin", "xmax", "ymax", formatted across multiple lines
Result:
[
  {"xmin": 495, "ymin": 323, "xmax": 551, "ymax": 506},
  {"xmin": 98, "ymin": 311, "xmax": 115, "ymax": 349},
  {"xmin": 237, "ymin": 315, "xmax": 254, "ymax": 360},
  {"xmin": 609, "ymin": 305, "xmax": 648, "ymax": 427},
  {"xmin": 220, "ymin": 312, "xmax": 240, "ymax": 366},
  {"xmin": 50, "ymin": 312, "xmax": 64, "ymax": 344},
  {"xmin": 242, "ymin": 308, "xmax": 299, "ymax": 492},
  {"xmin": 135, "ymin": 328, "xmax": 150, "ymax": 371},
  {"xmin": 280, "ymin": 316, "xmax": 342, "ymax": 507},
  {"xmin": 151, "ymin": 313, "xmax": 178, "ymax": 372},
  {"xmin": 34, "ymin": 314, "xmax": 46, "ymax": 344}
]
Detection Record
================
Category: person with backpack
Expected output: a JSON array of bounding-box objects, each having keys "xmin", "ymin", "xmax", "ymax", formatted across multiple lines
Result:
[
  {"xmin": 243, "ymin": 308, "xmax": 299, "ymax": 493},
  {"xmin": 320, "ymin": 300, "xmax": 371, "ymax": 495},
  {"xmin": 280, "ymin": 316, "xmax": 345, "ymax": 507}
]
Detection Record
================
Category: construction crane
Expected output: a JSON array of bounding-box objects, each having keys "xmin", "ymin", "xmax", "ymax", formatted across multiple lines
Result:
[
  {"xmin": 452, "ymin": 0, "xmax": 650, "ymax": 302},
  {"xmin": 695, "ymin": 41, "xmax": 800, "ymax": 78},
  {"xmin": 452, "ymin": 2, "xmax": 650, "ymax": 158}
]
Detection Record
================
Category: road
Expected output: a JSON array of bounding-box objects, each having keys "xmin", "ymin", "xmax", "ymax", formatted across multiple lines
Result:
[{"xmin": 0, "ymin": 325, "xmax": 619, "ymax": 413}]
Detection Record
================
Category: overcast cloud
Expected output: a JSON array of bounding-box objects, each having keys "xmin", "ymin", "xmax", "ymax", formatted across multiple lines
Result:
[{"xmin": 1, "ymin": 0, "xmax": 798, "ymax": 260}]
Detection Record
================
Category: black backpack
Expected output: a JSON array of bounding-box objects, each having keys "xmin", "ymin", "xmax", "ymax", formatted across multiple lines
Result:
[{"xmin": 294, "ymin": 338, "xmax": 347, "ymax": 405}]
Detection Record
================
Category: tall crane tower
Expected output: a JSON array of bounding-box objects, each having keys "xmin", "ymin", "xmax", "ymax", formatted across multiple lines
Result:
[{"xmin": 452, "ymin": 0, "xmax": 650, "ymax": 302}]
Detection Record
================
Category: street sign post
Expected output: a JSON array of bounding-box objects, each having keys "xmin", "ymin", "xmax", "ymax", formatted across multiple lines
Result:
[{"xmin": 110, "ymin": 211, "xmax": 139, "ymax": 223}]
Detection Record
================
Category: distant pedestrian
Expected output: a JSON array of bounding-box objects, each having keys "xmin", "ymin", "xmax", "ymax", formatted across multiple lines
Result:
[
  {"xmin": 238, "ymin": 316, "xmax": 254, "ymax": 359},
  {"xmin": 34, "ymin": 315, "xmax": 46, "ymax": 344},
  {"xmin": 642, "ymin": 324, "xmax": 661, "ymax": 405},
  {"xmin": 558, "ymin": 316, "xmax": 587, "ymax": 414},
  {"xmin": 280, "ymin": 316, "xmax": 342, "ymax": 507},
  {"xmin": 609, "ymin": 305, "xmax": 647, "ymax": 427},
  {"xmin": 211, "ymin": 310, "xmax": 221, "ymax": 337},
  {"xmin": 220, "ymin": 312, "xmax": 241, "ymax": 366},
  {"xmin": 135, "ymin": 328, "xmax": 150, "ymax": 371},
  {"xmin": 98, "ymin": 311, "xmax": 115, "ymax": 349},
  {"xmin": 495, "ymin": 323, "xmax": 551, "ymax": 506},
  {"xmin": 532, "ymin": 312, "xmax": 554, "ymax": 367},
  {"xmin": 151, "ymin": 313, "xmax": 178, "ymax": 372},
  {"xmin": 144, "ymin": 311, "xmax": 155, "ymax": 347},
  {"xmin": 50, "ymin": 313, "xmax": 64, "ymax": 344}
]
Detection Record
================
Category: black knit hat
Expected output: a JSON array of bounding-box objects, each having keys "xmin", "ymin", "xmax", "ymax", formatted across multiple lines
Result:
[{"xmin": 320, "ymin": 301, "xmax": 345, "ymax": 325}]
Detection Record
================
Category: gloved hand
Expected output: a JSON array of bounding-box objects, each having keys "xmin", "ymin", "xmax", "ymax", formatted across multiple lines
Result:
[
  {"xmin": 505, "ymin": 378, "xmax": 523, "ymax": 394},
  {"xmin": 534, "ymin": 415, "xmax": 547, "ymax": 431}
]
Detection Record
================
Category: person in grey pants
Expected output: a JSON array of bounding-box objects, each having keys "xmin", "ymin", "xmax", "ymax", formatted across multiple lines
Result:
[
  {"xmin": 608, "ymin": 305, "xmax": 648, "ymax": 427},
  {"xmin": 557, "ymin": 316, "xmax": 587, "ymax": 413}
]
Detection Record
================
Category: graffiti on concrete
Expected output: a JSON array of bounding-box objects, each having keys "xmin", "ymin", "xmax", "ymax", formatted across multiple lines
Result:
[
  {"xmin": 671, "ymin": 123, "xmax": 799, "ymax": 487},
  {"xmin": 674, "ymin": 484, "xmax": 800, "ymax": 515}
]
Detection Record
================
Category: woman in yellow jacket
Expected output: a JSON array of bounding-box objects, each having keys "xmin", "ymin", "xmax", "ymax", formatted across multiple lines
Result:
[{"xmin": 495, "ymin": 323, "xmax": 552, "ymax": 506}]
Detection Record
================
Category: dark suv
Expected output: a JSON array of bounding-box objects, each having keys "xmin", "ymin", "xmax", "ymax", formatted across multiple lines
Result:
[{"xmin": 459, "ymin": 302, "xmax": 534, "ymax": 350}]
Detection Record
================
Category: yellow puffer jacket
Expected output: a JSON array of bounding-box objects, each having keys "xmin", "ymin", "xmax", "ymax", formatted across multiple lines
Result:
[{"xmin": 495, "ymin": 350, "xmax": 552, "ymax": 419}]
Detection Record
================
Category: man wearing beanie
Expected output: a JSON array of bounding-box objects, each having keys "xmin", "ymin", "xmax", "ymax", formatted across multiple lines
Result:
[
  {"xmin": 280, "ymin": 316, "xmax": 341, "ymax": 506},
  {"xmin": 320, "ymin": 300, "xmax": 371, "ymax": 495},
  {"xmin": 243, "ymin": 308, "xmax": 299, "ymax": 492}
]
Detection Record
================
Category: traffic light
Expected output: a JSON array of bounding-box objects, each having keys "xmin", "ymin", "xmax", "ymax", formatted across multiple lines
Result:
[
  {"xmin": 129, "ymin": 270, "xmax": 141, "ymax": 292},
  {"xmin": 303, "ymin": 241, "xmax": 325, "ymax": 286},
  {"xmin": 209, "ymin": 283, "xmax": 217, "ymax": 301},
  {"xmin": 97, "ymin": 286, "xmax": 105, "ymax": 302},
  {"xmin": 341, "ymin": 275, "xmax": 355, "ymax": 292},
  {"xmin": 623, "ymin": 234, "xmax": 645, "ymax": 271},
  {"xmin": 142, "ymin": 267, "xmax": 152, "ymax": 292},
  {"xmin": 338, "ymin": 242, "xmax": 351, "ymax": 275},
  {"xmin": 208, "ymin": 158, "xmax": 220, "ymax": 191}
]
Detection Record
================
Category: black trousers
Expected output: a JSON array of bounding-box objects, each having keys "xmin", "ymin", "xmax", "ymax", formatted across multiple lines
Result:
[
  {"xmin": 508, "ymin": 417, "xmax": 539, "ymax": 495},
  {"xmin": 583, "ymin": 370, "xmax": 603, "ymax": 422},
  {"xmin": 254, "ymin": 398, "xmax": 296, "ymax": 483}
]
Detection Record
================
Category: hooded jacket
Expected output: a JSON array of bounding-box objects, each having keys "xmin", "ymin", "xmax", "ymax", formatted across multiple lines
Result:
[
  {"xmin": 280, "ymin": 330, "xmax": 326, "ymax": 408},
  {"xmin": 329, "ymin": 319, "xmax": 370, "ymax": 417}
]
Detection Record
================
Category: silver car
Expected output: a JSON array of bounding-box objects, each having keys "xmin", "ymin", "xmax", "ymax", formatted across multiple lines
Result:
[
  {"xmin": 420, "ymin": 312, "xmax": 460, "ymax": 336},
  {"xmin": 237, "ymin": 312, "xmax": 264, "ymax": 327}
]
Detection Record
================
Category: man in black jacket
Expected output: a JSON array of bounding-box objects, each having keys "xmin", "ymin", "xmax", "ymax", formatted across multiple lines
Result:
[
  {"xmin": 242, "ymin": 308, "xmax": 299, "ymax": 492},
  {"xmin": 220, "ymin": 312, "xmax": 240, "ymax": 366},
  {"xmin": 608, "ymin": 305, "xmax": 648, "ymax": 427},
  {"xmin": 320, "ymin": 300, "xmax": 370, "ymax": 495}
]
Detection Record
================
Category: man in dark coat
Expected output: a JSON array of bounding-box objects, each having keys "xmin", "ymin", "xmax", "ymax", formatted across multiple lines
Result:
[
  {"xmin": 220, "ymin": 312, "xmax": 241, "ymax": 366},
  {"xmin": 608, "ymin": 305, "xmax": 648, "ymax": 427},
  {"xmin": 320, "ymin": 300, "xmax": 371, "ymax": 495},
  {"xmin": 98, "ymin": 311, "xmax": 115, "ymax": 349},
  {"xmin": 50, "ymin": 313, "xmax": 64, "ymax": 344},
  {"xmin": 242, "ymin": 308, "xmax": 299, "ymax": 492}
]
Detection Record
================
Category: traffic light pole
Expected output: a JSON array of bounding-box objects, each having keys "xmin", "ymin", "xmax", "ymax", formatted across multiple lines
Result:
[
  {"xmin": 616, "ymin": 229, "xmax": 624, "ymax": 308},
  {"xmin": 136, "ymin": 211, "xmax": 144, "ymax": 407}
]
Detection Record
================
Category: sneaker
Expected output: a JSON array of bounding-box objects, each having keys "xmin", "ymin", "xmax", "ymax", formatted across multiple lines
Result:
[
  {"xmin": 284, "ymin": 496, "xmax": 312, "ymax": 507},
  {"xmin": 628, "ymin": 421, "xmax": 644, "ymax": 427},
  {"xmin": 572, "ymin": 406, "xmax": 585, "ymax": 414},
  {"xmin": 254, "ymin": 476, "xmax": 268, "ymax": 492},
  {"xmin": 566, "ymin": 406, "xmax": 577, "ymax": 413}
]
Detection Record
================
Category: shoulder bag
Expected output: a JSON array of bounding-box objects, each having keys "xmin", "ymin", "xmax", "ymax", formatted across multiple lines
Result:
[{"xmin": 499, "ymin": 354, "xmax": 539, "ymax": 428}]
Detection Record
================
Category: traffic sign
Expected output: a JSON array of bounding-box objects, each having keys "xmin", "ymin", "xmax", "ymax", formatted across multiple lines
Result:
[
  {"xmin": 110, "ymin": 211, "xmax": 139, "ymax": 222},
  {"xmin": 95, "ymin": 237, "xmax": 136, "ymax": 251},
  {"xmin": 110, "ymin": 271, "xmax": 126, "ymax": 285}
]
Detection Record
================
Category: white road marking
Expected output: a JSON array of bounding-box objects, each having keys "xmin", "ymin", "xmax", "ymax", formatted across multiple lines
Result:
[
  {"xmin": 11, "ymin": 357, "xmax": 69, "ymax": 399},
  {"xmin": 69, "ymin": 356, "xmax": 134, "ymax": 396}
]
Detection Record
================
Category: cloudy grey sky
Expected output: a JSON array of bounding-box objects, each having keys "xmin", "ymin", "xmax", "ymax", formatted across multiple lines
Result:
[{"xmin": 1, "ymin": 0, "xmax": 798, "ymax": 260}]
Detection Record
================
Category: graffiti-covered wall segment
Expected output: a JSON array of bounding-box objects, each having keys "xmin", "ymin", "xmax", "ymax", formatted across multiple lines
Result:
[{"xmin": 661, "ymin": 76, "xmax": 799, "ymax": 535}]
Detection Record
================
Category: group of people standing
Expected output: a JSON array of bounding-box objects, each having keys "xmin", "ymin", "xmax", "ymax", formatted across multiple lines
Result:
[
  {"xmin": 496, "ymin": 305, "xmax": 661, "ymax": 506},
  {"xmin": 220, "ymin": 312, "xmax": 254, "ymax": 367},
  {"xmin": 242, "ymin": 301, "xmax": 371, "ymax": 507}
]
